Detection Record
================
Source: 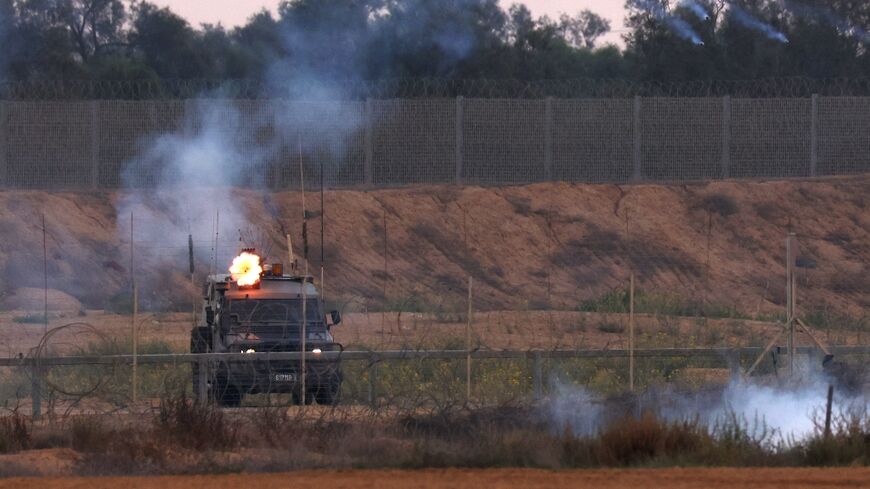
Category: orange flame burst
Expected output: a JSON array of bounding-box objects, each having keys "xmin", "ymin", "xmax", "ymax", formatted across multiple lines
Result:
[{"xmin": 229, "ymin": 252, "xmax": 263, "ymax": 286}]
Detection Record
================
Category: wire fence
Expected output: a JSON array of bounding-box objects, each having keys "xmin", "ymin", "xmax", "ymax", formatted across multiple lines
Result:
[
  {"xmin": 7, "ymin": 77, "xmax": 870, "ymax": 100},
  {"xmin": 2, "ymin": 346, "xmax": 866, "ymax": 419},
  {"xmin": 1, "ymin": 95, "xmax": 869, "ymax": 189}
]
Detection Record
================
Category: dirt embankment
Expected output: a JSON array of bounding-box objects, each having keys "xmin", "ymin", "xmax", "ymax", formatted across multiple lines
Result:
[
  {"xmin": 2, "ymin": 467, "xmax": 870, "ymax": 489},
  {"xmin": 0, "ymin": 177, "xmax": 867, "ymax": 315}
]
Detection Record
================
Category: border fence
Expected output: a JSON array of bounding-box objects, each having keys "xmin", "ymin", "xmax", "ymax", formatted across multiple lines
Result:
[
  {"xmin": 0, "ymin": 78, "xmax": 868, "ymax": 418},
  {"xmin": 9, "ymin": 345, "xmax": 870, "ymax": 418},
  {"xmin": 0, "ymin": 94, "xmax": 869, "ymax": 189}
]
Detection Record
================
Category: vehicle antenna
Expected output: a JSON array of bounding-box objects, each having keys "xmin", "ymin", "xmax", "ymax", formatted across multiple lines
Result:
[
  {"xmin": 299, "ymin": 135, "xmax": 308, "ymax": 406},
  {"xmin": 320, "ymin": 147, "xmax": 325, "ymax": 302}
]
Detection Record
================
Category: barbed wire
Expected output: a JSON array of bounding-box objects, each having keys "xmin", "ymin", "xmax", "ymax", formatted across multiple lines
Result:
[{"xmin": 5, "ymin": 77, "xmax": 870, "ymax": 100}]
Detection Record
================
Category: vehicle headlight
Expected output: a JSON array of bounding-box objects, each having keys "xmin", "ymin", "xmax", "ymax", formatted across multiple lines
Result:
[
  {"xmin": 242, "ymin": 348, "xmax": 256, "ymax": 354},
  {"xmin": 312, "ymin": 348, "xmax": 322, "ymax": 354}
]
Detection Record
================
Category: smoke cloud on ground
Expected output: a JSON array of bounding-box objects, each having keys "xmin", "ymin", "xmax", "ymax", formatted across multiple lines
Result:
[{"xmin": 549, "ymin": 360, "xmax": 865, "ymax": 444}]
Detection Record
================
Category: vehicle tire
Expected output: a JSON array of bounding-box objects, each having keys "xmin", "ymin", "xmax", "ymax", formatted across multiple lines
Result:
[
  {"xmin": 215, "ymin": 379, "xmax": 242, "ymax": 408},
  {"xmin": 314, "ymin": 370, "xmax": 342, "ymax": 406},
  {"xmin": 190, "ymin": 328, "xmax": 212, "ymax": 403},
  {"xmin": 292, "ymin": 389, "xmax": 314, "ymax": 405},
  {"xmin": 314, "ymin": 383, "xmax": 341, "ymax": 406},
  {"xmin": 190, "ymin": 327, "xmax": 211, "ymax": 353},
  {"xmin": 192, "ymin": 362, "xmax": 209, "ymax": 403}
]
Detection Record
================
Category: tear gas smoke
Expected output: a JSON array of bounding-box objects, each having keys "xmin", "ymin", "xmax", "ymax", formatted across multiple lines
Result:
[
  {"xmin": 116, "ymin": 99, "xmax": 265, "ymax": 279},
  {"xmin": 549, "ymin": 361, "xmax": 864, "ymax": 444},
  {"xmin": 681, "ymin": 0, "xmax": 710, "ymax": 21},
  {"xmin": 114, "ymin": 3, "xmax": 487, "ymax": 306},
  {"xmin": 636, "ymin": 0, "xmax": 705, "ymax": 45},
  {"xmin": 728, "ymin": 4, "xmax": 789, "ymax": 43}
]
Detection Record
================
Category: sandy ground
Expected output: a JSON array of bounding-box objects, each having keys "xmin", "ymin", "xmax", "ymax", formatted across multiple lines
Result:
[
  {"xmin": 0, "ymin": 308, "xmax": 864, "ymax": 356},
  {"xmin": 3, "ymin": 468, "xmax": 870, "ymax": 489},
  {"xmin": 0, "ymin": 177, "xmax": 868, "ymax": 317}
]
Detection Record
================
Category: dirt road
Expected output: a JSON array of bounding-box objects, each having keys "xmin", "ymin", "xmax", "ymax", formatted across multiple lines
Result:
[{"xmin": 3, "ymin": 468, "xmax": 870, "ymax": 489}]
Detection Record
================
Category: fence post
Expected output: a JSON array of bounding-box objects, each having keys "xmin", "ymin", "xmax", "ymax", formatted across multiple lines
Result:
[
  {"xmin": 810, "ymin": 94, "xmax": 819, "ymax": 177},
  {"xmin": 824, "ymin": 384, "xmax": 834, "ymax": 439},
  {"xmin": 30, "ymin": 365, "xmax": 41, "ymax": 421},
  {"xmin": 728, "ymin": 349, "xmax": 741, "ymax": 378},
  {"xmin": 722, "ymin": 96, "xmax": 731, "ymax": 179},
  {"xmin": 368, "ymin": 353, "xmax": 378, "ymax": 408},
  {"xmin": 544, "ymin": 97, "xmax": 553, "ymax": 181},
  {"xmin": 632, "ymin": 96, "xmax": 642, "ymax": 181},
  {"xmin": 364, "ymin": 98, "xmax": 373, "ymax": 186},
  {"xmin": 532, "ymin": 351, "xmax": 542, "ymax": 401},
  {"xmin": 196, "ymin": 357, "xmax": 208, "ymax": 401},
  {"xmin": 455, "ymin": 96, "xmax": 464, "ymax": 185},
  {"xmin": 0, "ymin": 102, "xmax": 7, "ymax": 189},
  {"xmin": 466, "ymin": 276, "xmax": 473, "ymax": 402},
  {"xmin": 629, "ymin": 273, "xmax": 635, "ymax": 391},
  {"xmin": 89, "ymin": 101, "xmax": 100, "ymax": 189}
]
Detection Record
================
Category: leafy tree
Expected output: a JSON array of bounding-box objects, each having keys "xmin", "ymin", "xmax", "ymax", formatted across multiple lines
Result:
[
  {"xmin": 128, "ymin": 1, "xmax": 209, "ymax": 78},
  {"xmin": 556, "ymin": 9, "xmax": 611, "ymax": 49}
]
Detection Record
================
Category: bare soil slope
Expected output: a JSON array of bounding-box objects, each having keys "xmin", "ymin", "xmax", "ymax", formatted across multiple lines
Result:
[
  {"xmin": 0, "ymin": 177, "xmax": 867, "ymax": 315},
  {"xmin": 3, "ymin": 468, "xmax": 870, "ymax": 489}
]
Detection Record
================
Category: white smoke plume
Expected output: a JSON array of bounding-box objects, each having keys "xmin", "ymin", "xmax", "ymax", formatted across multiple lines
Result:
[
  {"xmin": 728, "ymin": 4, "xmax": 789, "ymax": 43},
  {"xmin": 549, "ymin": 359, "xmax": 864, "ymax": 444},
  {"xmin": 116, "ymin": 99, "xmax": 269, "ymax": 305},
  {"xmin": 113, "ymin": 2, "xmax": 490, "ymax": 305},
  {"xmin": 635, "ymin": 0, "xmax": 705, "ymax": 45},
  {"xmin": 681, "ymin": 0, "xmax": 710, "ymax": 21}
]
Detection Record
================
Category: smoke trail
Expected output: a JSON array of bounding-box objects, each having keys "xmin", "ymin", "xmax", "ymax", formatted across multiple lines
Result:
[
  {"xmin": 635, "ymin": 0, "xmax": 705, "ymax": 45},
  {"xmin": 728, "ymin": 4, "xmax": 789, "ymax": 43},
  {"xmin": 785, "ymin": 1, "xmax": 870, "ymax": 44},
  {"xmin": 681, "ymin": 0, "xmax": 710, "ymax": 21}
]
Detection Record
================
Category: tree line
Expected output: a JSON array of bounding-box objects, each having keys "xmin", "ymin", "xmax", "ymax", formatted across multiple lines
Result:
[{"xmin": 0, "ymin": 0, "xmax": 868, "ymax": 84}]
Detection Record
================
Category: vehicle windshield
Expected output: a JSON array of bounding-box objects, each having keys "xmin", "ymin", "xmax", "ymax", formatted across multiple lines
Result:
[{"xmin": 227, "ymin": 299, "xmax": 322, "ymax": 324}]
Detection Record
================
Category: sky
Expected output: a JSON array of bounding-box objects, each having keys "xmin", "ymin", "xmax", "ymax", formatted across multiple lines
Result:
[{"xmin": 153, "ymin": 0, "xmax": 628, "ymax": 46}]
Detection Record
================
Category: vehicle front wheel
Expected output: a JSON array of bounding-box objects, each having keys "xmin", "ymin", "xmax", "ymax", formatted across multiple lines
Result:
[{"xmin": 313, "ymin": 382, "xmax": 341, "ymax": 406}]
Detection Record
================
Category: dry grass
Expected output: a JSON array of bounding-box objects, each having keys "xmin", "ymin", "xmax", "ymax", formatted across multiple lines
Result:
[{"xmin": 4, "ymin": 395, "xmax": 870, "ymax": 475}]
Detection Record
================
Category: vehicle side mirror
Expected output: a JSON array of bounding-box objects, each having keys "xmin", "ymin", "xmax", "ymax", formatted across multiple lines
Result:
[
  {"xmin": 330, "ymin": 310, "xmax": 342, "ymax": 326},
  {"xmin": 205, "ymin": 306, "xmax": 215, "ymax": 325}
]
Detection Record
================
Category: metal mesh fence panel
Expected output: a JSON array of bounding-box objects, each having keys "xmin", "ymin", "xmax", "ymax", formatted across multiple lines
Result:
[
  {"xmin": 370, "ymin": 98, "xmax": 456, "ymax": 185},
  {"xmin": 640, "ymin": 97, "xmax": 724, "ymax": 181},
  {"xmin": 817, "ymin": 97, "xmax": 870, "ymax": 176},
  {"xmin": 461, "ymin": 99, "xmax": 547, "ymax": 185},
  {"xmin": 98, "ymin": 100, "xmax": 186, "ymax": 188},
  {"xmin": 552, "ymin": 98, "xmax": 634, "ymax": 183},
  {"xmin": 730, "ymin": 98, "xmax": 812, "ymax": 178},
  {"xmin": 4, "ymin": 97, "xmax": 870, "ymax": 189},
  {"xmin": 271, "ymin": 100, "xmax": 366, "ymax": 189},
  {"xmin": 5, "ymin": 102, "xmax": 95, "ymax": 189}
]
